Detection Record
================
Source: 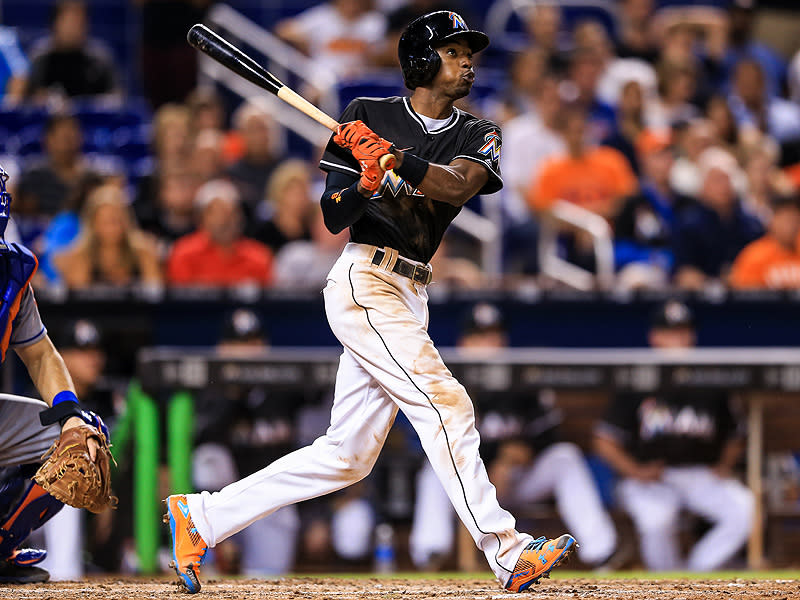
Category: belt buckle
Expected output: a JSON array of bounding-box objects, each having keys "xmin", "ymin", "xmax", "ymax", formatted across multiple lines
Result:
[{"xmin": 412, "ymin": 264, "xmax": 430, "ymax": 285}]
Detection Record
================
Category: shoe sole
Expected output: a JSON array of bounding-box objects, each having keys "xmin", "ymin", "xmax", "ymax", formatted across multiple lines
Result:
[
  {"xmin": 164, "ymin": 498, "xmax": 201, "ymax": 594},
  {"xmin": 515, "ymin": 538, "xmax": 577, "ymax": 593}
]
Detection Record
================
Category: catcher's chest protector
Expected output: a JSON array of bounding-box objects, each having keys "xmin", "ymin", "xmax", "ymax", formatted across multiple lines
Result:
[{"xmin": 0, "ymin": 245, "xmax": 38, "ymax": 361}]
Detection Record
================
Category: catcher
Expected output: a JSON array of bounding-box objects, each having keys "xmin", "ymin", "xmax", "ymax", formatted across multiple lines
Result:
[{"xmin": 0, "ymin": 164, "xmax": 114, "ymax": 583}]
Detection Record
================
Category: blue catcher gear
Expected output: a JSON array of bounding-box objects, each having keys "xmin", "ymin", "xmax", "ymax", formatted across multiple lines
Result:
[
  {"xmin": 0, "ymin": 464, "xmax": 63, "ymax": 561},
  {"xmin": 0, "ymin": 165, "xmax": 10, "ymax": 247},
  {"xmin": 0, "ymin": 165, "xmax": 38, "ymax": 362}
]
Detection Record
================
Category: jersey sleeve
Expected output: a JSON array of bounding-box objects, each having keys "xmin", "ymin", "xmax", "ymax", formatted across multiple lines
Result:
[
  {"xmin": 318, "ymin": 99, "xmax": 365, "ymax": 178},
  {"xmin": 10, "ymin": 285, "xmax": 46, "ymax": 348},
  {"xmin": 453, "ymin": 119, "xmax": 503, "ymax": 195}
]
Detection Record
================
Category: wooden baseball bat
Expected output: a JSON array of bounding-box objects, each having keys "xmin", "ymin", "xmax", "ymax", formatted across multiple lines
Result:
[{"xmin": 187, "ymin": 24, "xmax": 396, "ymax": 171}]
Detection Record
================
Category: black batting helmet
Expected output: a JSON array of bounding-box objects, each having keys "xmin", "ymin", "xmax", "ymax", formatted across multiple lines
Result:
[{"xmin": 398, "ymin": 11, "xmax": 489, "ymax": 90}]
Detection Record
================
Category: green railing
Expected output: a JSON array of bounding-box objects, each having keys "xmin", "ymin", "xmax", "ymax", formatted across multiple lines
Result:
[{"xmin": 125, "ymin": 382, "xmax": 194, "ymax": 573}]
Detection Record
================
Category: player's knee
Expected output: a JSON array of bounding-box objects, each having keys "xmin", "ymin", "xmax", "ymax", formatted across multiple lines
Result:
[
  {"xmin": 429, "ymin": 378, "xmax": 471, "ymax": 412},
  {"xmin": 720, "ymin": 483, "xmax": 755, "ymax": 533}
]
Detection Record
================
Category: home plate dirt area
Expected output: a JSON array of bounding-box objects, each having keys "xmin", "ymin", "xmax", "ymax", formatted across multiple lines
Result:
[{"xmin": 0, "ymin": 576, "xmax": 799, "ymax": 599}]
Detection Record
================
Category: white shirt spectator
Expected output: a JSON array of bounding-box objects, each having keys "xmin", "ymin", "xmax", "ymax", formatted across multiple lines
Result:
[
  {"xmin": 287, "ymin": 4, "xmax": 386, "ymax": 79},
  {"xmin": 500, "ymin": 112, "xmax": 565, "ymax": 223}
]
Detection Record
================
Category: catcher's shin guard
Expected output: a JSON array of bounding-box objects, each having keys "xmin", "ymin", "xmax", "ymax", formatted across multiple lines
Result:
[{"xmin": 0, "ymin": 465, "xmax": 63, "ymax": 560}]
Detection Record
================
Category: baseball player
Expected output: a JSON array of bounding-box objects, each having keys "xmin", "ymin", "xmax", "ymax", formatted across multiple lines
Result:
[
  {"xmin": 165, "ymin": 11, "xmax": 575, "ymax": 593},
  {"xmin": 0, "ymin": 164, "xmax": 111, "ymax": 583},
  {"xmin": 593, "ymin": 301, "xmax": 754, "ymax": 570}
]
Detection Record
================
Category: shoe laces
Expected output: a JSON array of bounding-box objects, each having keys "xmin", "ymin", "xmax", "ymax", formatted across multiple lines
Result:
[{"xmin": 525, "ymin": 536, "xmax": 548, "ymax": 552}]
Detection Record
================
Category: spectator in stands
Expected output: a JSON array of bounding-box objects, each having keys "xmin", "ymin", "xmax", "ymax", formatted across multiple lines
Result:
[
  {"xmin": 186, "ymin": 86, "xmax": 243, "ymax": 163},
  {"xmin": 410, "ymin": 303, "xmax": 620, "ymax": 570},
  {"xmin": 136, "ymin": 167, "xmax": 198, "ymax": 254},
  {"xmin": 273, "ymin": 203, "xmax": 349, "ymax": 288},
  {"xmin": 614, "ymin": 131, "xmax": 696, "ymax": 289},
  {"xmin": 17, "ymin": 113, "xmax": 87, "ymax": 220},
  {"xmin": 0, "ymin": 25, "xmax": 29, "ymax": 103},
  {"xmin": 134, "ymin": 103, "xmax": 192, "ymax": 228},
  {"xmin": 741, "ymin": 137, "xmax": 794, "ymax": 223},
  {"xmin": 673, "ymin": 148, "xmax": 763, "ymax": 290},
  {"xmin": 190, "ymin": 129, "xmax": 226, "ymax": 185},
  {"xmin": 601, "ymin": 80, "xmax": 648, "ymax": 175},
  {"xmin": 594, "ymin": 300, "xmax": 754, "ymax": 571},
  {"xmin": 26, "ymin": 0, "xmax": 119, "ymax": 101},
  {"xmin": 166, "ymin": 179, "xmax": 273, "ymax": 287},
  {"xmin": 528, "ymin": 108, "xmax": 637, "ymax": 222},
  {"xmin": 37, "ymin": 170, "xmax": 106, "ymax": 287},
  {"xmin": 191, "ymin": 308, "xmax": 301, "ymax": 574},
  {"xmin": 226, "ymin": 101, "xmax": 282, "ymax": 216},
  {"xmin": 254, "ymin": 160, "xmax": 313, "ymax": 253},
  {"xmin": 728, "ymin": 59, "xmax": 800, "ymax": 144},
  {"xmin": 565, "ymin": 48, "xmax": 617, "ymax": 144},
  {"xmin": 502, "ymin": 74, "xmax": 565, "ymax": 225},
  {"xmin": 575, "ymin": 20, "xmax": 657, "ymax": 127},
  {"xmin": 615, "ymin": 0, "xmax": 659, "ymax": 63},
  {"xmin": 137, "ymin": 0, "xmax": 209, "ymax": 108},
  {"xmin": 485, "ymin": 48, "xmax": 547, "ymax": 124},
  {"xmin": 669, "ymin": 118, "xmax": 717, "ymax": 198},
  {"xmin": 53, "ymin": 183, "xmax": 163, "ymax": 289},
  {"xmin": 523, "ymin": 3, "xmax": 569, "ymax": 75},
  {"xmin": 651, "ymin": 59, "xmax": 701, "ymax": 131},
  {"xmin": 371, "ymin": 0, "xmax": 453, "ymax": 69},
  {"xmin": 722, "ymin": 0, "xmax": 785, "ymax": 99},
  {"xmin": 705, "ymin": 94, "xmax": 740, "ymax": 153},
  {"xmin": 275, "ymin": 0, "xmax": 387, "ymax": 80},
  {"xmin": 730, "ymin": 196, "xmax": 800, "ymax": 290}
]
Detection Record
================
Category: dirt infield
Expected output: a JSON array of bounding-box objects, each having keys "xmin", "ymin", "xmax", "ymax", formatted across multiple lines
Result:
[{"xmin": 1, "ymin": 575, "xmax": 798, "ymax": 599}]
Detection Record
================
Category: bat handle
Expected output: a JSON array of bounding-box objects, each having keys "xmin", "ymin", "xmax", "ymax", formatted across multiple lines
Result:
[{"xmin": 379, "ymin": 153, "xmax": 396, "ymax": 171}]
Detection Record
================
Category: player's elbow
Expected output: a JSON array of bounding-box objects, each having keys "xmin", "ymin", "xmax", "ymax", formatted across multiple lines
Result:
[{"xmin": 322, "ymin": 210, "xmax": 347, "ymax": 235}]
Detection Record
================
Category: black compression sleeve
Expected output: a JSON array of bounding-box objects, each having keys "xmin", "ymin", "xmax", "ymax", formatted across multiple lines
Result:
[{"xmin": 320, "ymin": 170, "xmax": 370, "ymax": 234}]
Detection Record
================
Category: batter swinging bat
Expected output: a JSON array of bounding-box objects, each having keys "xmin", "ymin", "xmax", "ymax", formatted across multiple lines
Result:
[{"xmin": 187, "ymin": 24, "xmax": 396, "ymax": 171}]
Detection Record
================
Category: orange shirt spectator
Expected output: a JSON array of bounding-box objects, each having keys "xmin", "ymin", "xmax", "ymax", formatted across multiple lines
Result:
[
  {"xmin": 167, "ymin": 179, "xmax": 273, "ymax": 286},
  {"xmin": 730, "ymin": 197, "xmax": 800, "ymax": 289},
  {"xmin": 527, "ymin": 111, "xmax": 637, "ymax": 219}
]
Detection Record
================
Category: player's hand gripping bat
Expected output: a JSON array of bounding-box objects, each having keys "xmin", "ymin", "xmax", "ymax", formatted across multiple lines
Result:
[{"xmin": 187, "ymin": 24, "xmax": 396, "ymax": 171}]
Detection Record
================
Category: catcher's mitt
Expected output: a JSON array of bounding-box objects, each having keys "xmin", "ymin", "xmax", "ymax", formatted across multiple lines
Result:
[{"xmin": 34, "ymin": 423, "xmax": 117, "ymax": 513}]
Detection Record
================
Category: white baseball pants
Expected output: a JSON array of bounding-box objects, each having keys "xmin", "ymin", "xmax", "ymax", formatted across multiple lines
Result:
[
  {"xmin": 618, "ymin": 466, "xmax": 754, "ymax": 571},
  {"xmin": 186, "ymin": 243, "xmax": 531, "ymax": 585},
  {"xmin": 410, "ymin": 443, "xmax": 616, "ymax": 567}
]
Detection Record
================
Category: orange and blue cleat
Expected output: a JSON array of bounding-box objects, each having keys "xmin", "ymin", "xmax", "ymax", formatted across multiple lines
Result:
[
  {"xmin": 505, "ymin": 534, "xmax": 576, "ymax": 592},
  {"xmin": 164, "ymin": 495, "xmax": 208, "ymax": 594}
]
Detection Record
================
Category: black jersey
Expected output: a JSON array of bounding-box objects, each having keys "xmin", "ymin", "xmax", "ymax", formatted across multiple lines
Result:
[
  {"xmin": 319, "ymin": 96, "xmax": 503, "ymax": 263},
  {"xmin": 596, "ymin": 391, "xmax": 743, "ymax": 466}
]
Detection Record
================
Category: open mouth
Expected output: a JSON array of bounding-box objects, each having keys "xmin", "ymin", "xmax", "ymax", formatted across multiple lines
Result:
[{"xmin": 462, "ymin": 72, "xmax": 475, "ymax": 83}]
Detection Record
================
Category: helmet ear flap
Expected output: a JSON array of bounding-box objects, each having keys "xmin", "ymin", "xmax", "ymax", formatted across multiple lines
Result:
[{"xmin": 403, "ymin": 50, "xmax": 441, "ymax": 90}]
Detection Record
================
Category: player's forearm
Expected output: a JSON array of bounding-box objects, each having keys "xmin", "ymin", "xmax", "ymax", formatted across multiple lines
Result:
[
  {"xmin": 16, "ymin": 337, "xmax": 76, "ymax": 406},
  {"xmin": 593, "ymin": 434, "xmax": 642, "ymax": 479},
  {"xmin": 321, "ymin": 171, "xmax": 370, "ymax": 234},
  {"xmin": 393, "ymin": 150, "xmax": 483, "ymax": 207}
]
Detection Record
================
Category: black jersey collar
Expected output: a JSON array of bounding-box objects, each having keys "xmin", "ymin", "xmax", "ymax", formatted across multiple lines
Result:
[{"xmin": 403, "ymin": 97, "xmax": 461, "ymax": 135}]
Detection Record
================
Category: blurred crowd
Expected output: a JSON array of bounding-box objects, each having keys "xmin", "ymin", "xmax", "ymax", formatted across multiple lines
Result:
[{"xmin": 0, "ymin": 0, "xmax": 799, "ymax": 293}]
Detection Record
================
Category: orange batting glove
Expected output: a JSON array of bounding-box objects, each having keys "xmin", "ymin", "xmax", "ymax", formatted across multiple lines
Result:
[
  {"xmin": 351, "ymin": 134, "xmax": 393, "ymax": 165},
  {"xmin": 358, "ymin": 157, "xmax": 384, "ymax": 194},
  {"xmin": 333, "ymin": 120, "xmax": 377, "ymax": 150}
]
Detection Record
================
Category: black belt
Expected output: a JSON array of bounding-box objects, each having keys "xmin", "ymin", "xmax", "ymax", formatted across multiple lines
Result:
[{"xmin": 372, "ymin": 249, "xmax": 432, "ymax": 285}]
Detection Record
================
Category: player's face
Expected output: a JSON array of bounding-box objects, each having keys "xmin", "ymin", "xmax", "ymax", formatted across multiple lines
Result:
[{"xmin": 432, "ymin": 38, "xmax": 475, "ymax": 100}]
